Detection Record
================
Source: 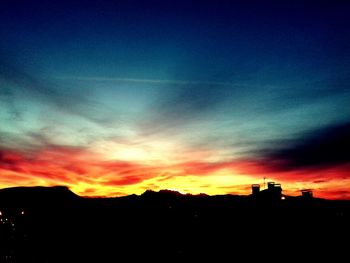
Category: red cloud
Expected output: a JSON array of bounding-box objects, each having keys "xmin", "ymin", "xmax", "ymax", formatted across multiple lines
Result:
[
  {"xmin": 102, "ymin": 176, "xmax": 143, "ymax": 186},
  {"xmin": 0, "ymin": 146, "xmax": 161, "ymax": 192},
  {"xmin": 0, "ymin": 146, "xmax": 349, "ymax": 199}
]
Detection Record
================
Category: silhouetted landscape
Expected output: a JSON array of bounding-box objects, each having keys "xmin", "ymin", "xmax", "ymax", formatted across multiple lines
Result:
[
  {"xmin": 1, "ymin": 1, "xmax": 350, "ymax": 261},
  {"xmin": 0, "ymin": 185, "xmax": 349, "ymax": 262}
]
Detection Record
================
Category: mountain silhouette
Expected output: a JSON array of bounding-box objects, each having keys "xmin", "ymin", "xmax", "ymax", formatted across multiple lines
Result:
[
  {"xmin": 0, "ymin": 186, "xmax": 349, "ymax": 262},
  {"xmin": 0, "ymin": 186, "xmax": 80, "ymax": 208}
]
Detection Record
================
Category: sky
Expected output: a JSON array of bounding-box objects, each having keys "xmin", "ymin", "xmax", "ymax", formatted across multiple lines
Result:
[{"xmin": 0, "ymin": 0, "xmax": 349, "ymax": 199}]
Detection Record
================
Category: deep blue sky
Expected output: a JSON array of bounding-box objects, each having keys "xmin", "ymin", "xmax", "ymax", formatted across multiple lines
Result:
[{"xmin": 0, "ymin": 1, "xmax": 349, "ymax": 197}]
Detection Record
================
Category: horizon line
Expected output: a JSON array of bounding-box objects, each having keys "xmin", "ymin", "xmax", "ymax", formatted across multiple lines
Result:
[{"xmin": 1, "ymin": 185, "xmax": 345, "ymax": 201}]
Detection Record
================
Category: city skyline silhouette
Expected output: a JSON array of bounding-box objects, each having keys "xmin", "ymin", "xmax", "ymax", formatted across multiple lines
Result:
[
  {"xmin": 1, "ymin": 185, "xmax": 349, "ymax": 262},
  {"xmin": 1, "ymin": 1, "xmax": 349, "ymax": 261}
]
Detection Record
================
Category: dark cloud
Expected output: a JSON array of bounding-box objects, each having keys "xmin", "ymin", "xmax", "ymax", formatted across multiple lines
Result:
[
  {"xmin": 267, "ymin": 121, "xmax": 350, "ymax": 170},
  {"xmin": 313, "ymin": 180, "xmax": 326, "ymax": 184}
]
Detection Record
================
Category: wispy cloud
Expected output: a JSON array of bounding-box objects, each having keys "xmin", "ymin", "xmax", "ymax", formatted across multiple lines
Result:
[
  {"xmin": 0, "ymin": 52, "xmax": 117, "ymax": 126},
  {"xmin": 57, "ymin": 75, "xmax": 253, "ymax": 87}
]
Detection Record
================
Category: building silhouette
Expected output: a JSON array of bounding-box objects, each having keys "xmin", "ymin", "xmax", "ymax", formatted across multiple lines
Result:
[
  {"xmin": 251, "ymin": 184, "xmax": 260, "ymax": 196},
  {"xmin": 251, "ymin": 182, "xmax": 282, "ymax": 201},
  {"xmin": 301, "ymin": 189, "xmax": 313, "ymax": 199},
  {"xmin": 252, "ymin": 182, "xmax": 315, "ymax": 201}
]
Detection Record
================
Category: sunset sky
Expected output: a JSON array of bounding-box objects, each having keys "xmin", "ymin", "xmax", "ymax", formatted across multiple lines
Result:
[{"xmin": 0, "ymin": 1, "xmax": 349, "ymax": 199}]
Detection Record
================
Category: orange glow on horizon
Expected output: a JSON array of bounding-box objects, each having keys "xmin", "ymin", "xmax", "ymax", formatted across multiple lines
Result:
[{"xmin": 0, "ymin": 145, "xmax": 349, "ymax": 200}]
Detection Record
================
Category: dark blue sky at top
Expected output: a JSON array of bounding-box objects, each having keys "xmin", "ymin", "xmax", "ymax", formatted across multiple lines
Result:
[
  {"xmin": 1, "ymin": 0, "xmax": 349, "ymax": 80},
  {"xmin": 0, "ymin": 0, "xmax": 349, "ymax": 165}
]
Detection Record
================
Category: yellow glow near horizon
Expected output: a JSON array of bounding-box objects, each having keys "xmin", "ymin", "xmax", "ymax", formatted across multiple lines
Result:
[
  {"xmin": 70, "ymin": 168, "xmax": 259, "ymax": 197},
  {"xmin": 91, "ymin": 138, "xmax": 218, "ymax": 166},
  {"xmin": 141, "ymin": 172, "xmax": 255, "ymax": 196},
  {"xmin": 93, "ymin": 140, "xmax": 181, "ymax": 165},
  {"xmin": 112, "ymin": 147, "xmax": 149, "ymax": 162},
  {"xmin": 1, "ymin": 142, "xmax": 349, "ymax": 200}
]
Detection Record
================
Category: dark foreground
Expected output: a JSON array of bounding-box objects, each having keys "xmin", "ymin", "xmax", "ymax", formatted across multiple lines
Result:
[{"xmin": 0, "ymin": 186, "xmax": 349, "ymax": 262}]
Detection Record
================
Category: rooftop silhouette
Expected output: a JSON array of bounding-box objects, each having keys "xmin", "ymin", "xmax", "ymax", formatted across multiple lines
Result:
[{"xmin": 0, "ymin": 185, "xmax": 349, "ymax": 262}]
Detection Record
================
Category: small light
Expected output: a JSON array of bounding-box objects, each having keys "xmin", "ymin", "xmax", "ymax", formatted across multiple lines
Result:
[
  {"xmin": 0, "ymin": 211, "xmax": 2, "ymax": 216},
  {"xmin": 281, "ymin": 196, "xmax": 286, "ymax": 200},
  {"xmin": 21, "ymin": 211, "xmax": 25, "ymax": 215}
]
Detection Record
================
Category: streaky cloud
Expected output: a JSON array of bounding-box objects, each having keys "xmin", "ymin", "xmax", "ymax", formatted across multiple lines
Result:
[
  {"xmin": 0, "ymin": 52, "xmax": 116, "ymax": 125},
  {"xmin": 57, "ymin": 75, "xmax": 251, "ymax": 87}
]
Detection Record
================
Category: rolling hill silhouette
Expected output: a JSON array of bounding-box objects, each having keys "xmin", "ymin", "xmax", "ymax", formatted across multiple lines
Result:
[
  {"xmin": 0, "ymin": 186, "xmax": 80, "ymax": 208},
  {"xmin": 0, "ymin": 186, "xmax": 349, "ymax": 262}
]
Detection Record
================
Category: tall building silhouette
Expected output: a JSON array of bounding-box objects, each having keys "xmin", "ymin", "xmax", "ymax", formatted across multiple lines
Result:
[
  {"xmin": 251, "ymin": 181, "xmax": 282, "ymax": 201},
  {"xmin": 252, "ymin": 184, "xmax": 260, "ymax": 196}
]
